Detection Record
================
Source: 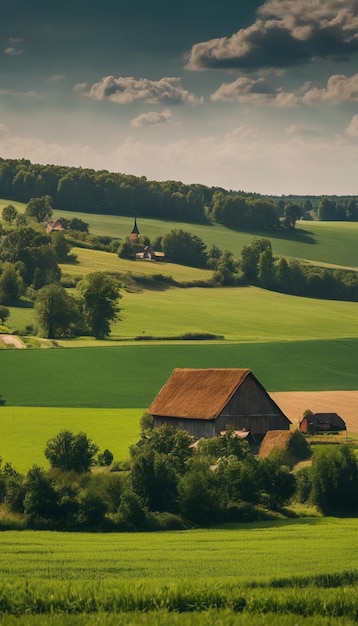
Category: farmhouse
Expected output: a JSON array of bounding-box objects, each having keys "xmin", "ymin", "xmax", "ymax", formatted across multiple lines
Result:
[
  {"xmin": 299, "ymin": 412, "xmax": 346, "ymax": 434},
  {"xmin": 46, "ymin": 218, "xmax": 67, "ymax": 234},
  {"xmin": 149, "ymin": 368, "xmax": 291, "ymax": 441}
]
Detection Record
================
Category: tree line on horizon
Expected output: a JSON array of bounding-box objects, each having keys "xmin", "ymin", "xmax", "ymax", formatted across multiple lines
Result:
[{"xmin": 1, "ymin": 157, "xmax": 357, "ymax": 227}]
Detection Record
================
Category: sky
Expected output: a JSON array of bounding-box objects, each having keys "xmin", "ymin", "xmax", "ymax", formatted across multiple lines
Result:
[{"xmin": 1, "ymin": 0, "xmax": 358, "ymax": 195}]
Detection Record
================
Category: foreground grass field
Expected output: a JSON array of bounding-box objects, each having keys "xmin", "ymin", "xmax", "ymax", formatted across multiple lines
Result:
[{"xmin": 0, "ymin": 520, "xmax": 357, "ymax": 624}]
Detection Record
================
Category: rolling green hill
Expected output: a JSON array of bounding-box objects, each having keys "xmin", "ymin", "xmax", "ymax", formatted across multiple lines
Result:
[{"xmin": 2, "ymin": 198, "xmax": 358, "ymax": 268}]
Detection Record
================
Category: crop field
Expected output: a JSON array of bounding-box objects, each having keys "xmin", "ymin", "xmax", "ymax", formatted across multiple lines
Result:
[
  {"xmin": 0, "ymin": 520, "xmax": 357, "ymax": 624},
  {"xmin": 1, "ymin": 338, "xmax": 358, "ymax": 407}
]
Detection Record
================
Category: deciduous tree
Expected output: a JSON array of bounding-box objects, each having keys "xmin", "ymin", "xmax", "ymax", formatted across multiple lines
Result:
[{"xmin": 78, "ymin": 272, "xmax": 121, "ymax": 339}]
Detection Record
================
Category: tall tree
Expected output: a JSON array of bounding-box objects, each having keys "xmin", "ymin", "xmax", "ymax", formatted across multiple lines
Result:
[
  {"xmin": 44, "ymin": 430, "xmax": 99, "ymax": 473},
  {"xmin": 2, "ymin": 204, "xmax": 18, "ymax": 225},
  {"xmin": 35, "ymin": 283, "xmax": 80, "ymax": 338},
  {"xmin": 283, "ymin": 202, "xmax": 302, "ymax": 229},
  {"xmin": 78, "ymin": 272, "xmax": 121, "ymax": 339},
  {"xmin": 25, "ymin": 195, "xmax": 53, "ymax": 223}
]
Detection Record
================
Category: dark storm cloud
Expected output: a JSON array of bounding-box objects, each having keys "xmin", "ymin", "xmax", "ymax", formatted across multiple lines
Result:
[{"xmin": 187, "ymin": 0, "xmax": 358, "ymax": 71}]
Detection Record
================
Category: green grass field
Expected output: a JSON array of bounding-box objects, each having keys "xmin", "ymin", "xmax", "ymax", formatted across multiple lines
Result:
[
  {"xmin": 1, "ymin": 339, "xmax": 358, "ymax": 408},
  {"xmin": 0, "ymin": 520, "xmax": 357, "ymax": 623},
  {"xmin": 0, "ymin": 407, "xmax": 142, "ymax": 471},
  {"xmin": 5, "ymin": 284, "xmax": 358, "ymax": 343}
]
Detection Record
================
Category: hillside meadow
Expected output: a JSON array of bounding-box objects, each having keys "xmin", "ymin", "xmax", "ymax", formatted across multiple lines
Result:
[
  {"xmin": 5, "ymin": 283, "xmax": 358, "ymax": 342},
  {"xmin": 2, "ymin": 198, "xmax": 358, "ymax": 268}
]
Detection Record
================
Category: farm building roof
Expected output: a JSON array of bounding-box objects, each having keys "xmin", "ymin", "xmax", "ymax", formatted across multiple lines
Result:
[
  {"xmin": 301, "ymin": 413, "xmax": 346, "ymax": 430},
  {"xmin": 149, "ymin": 368, "xmax": 252, "ymax": 421},
  {"xmin": 258, "ymin": 430, "xmax": 294, "ymax": 457}
]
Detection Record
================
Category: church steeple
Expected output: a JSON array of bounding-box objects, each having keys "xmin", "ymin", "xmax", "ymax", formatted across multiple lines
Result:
[{"xmin": 130, "ymin": 216, "xmax": 140, "ymax": 243}]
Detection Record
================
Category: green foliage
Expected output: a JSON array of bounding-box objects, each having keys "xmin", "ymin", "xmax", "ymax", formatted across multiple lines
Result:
[
  {"xmin": 97, "ymin": 448, "xmax": 114, "ymax": 466},
  {"xmin": 25, "ymin": 195, "xmax": 54, "ymax": 223},
  {"xmin": 1, "ymin": 203, "xmax": 18, "ymax": 225},
  {"xmin": 283, "ymin": 202, "xmax": 302, "ymax": 229},
  {"xmin": 69, "ymin": 217, "xmax": 89, "ymax": 232},
  {"xmin": 311, "ymin": 445, "xmax": 358, "ymax": 515},
  {"xmin": 0, "ymin": 304, "xmax": 10, "ymax": 323},
  {"xmin": 44, "ymin": 430, "xmax": 99, "ymax": 473},
  {"xmin": 259, "ymin": 454, "xmax": 296, "ymax": 509},
  {"xmin": 240, "ymin": 238, "xmax": 272, "ymax": 282},
  {"xmin": 0, "ymin": 262, "xmax": 24, "ymax": 304},
  {"xmin": 35, "ymin": 283, "xmax": 80, "ymax": 338},
  {"xmin": 178, "ymin": 457, "xmax": 223, "ymax": 524},
  {"xmin": 78, "ymin": 271, "xmax": 121, "ymax": 338},
  {"xmin": 23, "ymin": 465, "xmax": 58, "ymax": 525},
  {"xmin": 162, "ymin": 229, "xmax": 208, "ymax": 268}
]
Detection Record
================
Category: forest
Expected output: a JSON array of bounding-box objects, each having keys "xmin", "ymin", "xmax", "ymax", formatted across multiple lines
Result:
[{"xmin": 0, "ymin": 157, "xmax": 357, "ymax": 228}]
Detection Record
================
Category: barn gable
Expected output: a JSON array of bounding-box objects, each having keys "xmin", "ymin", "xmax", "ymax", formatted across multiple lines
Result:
[{"xmin": 149, "ymin": 368, "xmax": 291, "ymax": 440}]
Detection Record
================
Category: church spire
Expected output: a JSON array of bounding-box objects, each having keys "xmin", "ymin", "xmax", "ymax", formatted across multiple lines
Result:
[{"xmin": 130, "ymin": 216, "xmax": 140, "ymax": 243}]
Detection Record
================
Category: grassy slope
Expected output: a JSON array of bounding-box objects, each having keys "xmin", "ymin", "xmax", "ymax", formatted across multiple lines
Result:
[
  {"xmin": 2, "ymin": 198, "xmax": 358, "ymax": 268},
  {"xmin": 6, "ymin": 279, "xmax": 358, "ymax": 342},
  {"xmin": 57, "ymin": 212, "xmax": 358, "ymax": 269}
]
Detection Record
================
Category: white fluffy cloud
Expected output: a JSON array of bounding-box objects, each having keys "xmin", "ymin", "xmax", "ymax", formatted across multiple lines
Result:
[
  {"xmin": 211, "ymin": 72, "xmax": 358, "ymax": 106},
  {"xmin": 1, "ymin": 121, "xmax": 358, "ymax": 195},
  {"xmin": 76, "ymin": 76, "xmax": 203, "ymax": 105},
  {"xmin": 211, "ymin": 77, "xmax": 297, "ymax": 106},
  {"xmin": 346, "ymin": 114, "xmax": 358, "ymax": 136},
  {"xmin": 130, "ymin": 109, "xmax": 174, "ymax": 127},
  {"xmin": 187, "ymin": 0, "xmax": 358, "ymax": 71},
  {"xmin": 302, "ymin": 73, "xmax": 358, "ymax": 103}
]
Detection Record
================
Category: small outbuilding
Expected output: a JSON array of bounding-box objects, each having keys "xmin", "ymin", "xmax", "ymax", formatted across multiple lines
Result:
[
  {"xmin": 148, "ymin": 368, "xmax": 291, "ymax": 441},
  {"xmin": 299, "ymin": 412, "xmax": 346, "ymax": 434}
]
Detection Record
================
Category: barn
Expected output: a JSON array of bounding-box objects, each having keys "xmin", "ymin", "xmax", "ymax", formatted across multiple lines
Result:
[
  {"xmin": 148, "ymin": 368, "xmax": 291, "ymax": 441},
  {"xmin": 299, "ymin": 412, "xmax": 346, "ymax": 434}
]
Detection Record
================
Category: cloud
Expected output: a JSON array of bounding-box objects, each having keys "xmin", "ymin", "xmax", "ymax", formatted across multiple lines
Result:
[
  {"xmin": 76, "ymin": 76, "xmax": 203, "ymax": 105},
  {"xmin": 4, "ymin": 37, "xmax": 24, "ymax": 56},
  {"xmin": 211, "ymin": 76, "xmax": 297, "ymax": 106},
  {"xmin": 1, "ymin": 121, "xmax": 358, "ymax": 195},
  {"xmin": 4, "ymin": 47, "xmax": 23, "ymax": 56},
  {"xmin": 302, "ymin": 73, "xmax": 358, "ymax": 103},
  {"xmin": 187, "ymin": 0, "xmax": 358, "ymax": 71},
  {"xmin": 211, "ymin": 72, "xmax": 358, "ymax": 107},
  {"xmin": 346, "ymin": 114, "xmax": 358, "ymax": 136},
  {"xmin": 130, "ymin": 109, "xmax": 174, "ymax": 127}
]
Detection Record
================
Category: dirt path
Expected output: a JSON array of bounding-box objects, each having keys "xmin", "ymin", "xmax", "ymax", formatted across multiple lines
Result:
[
  {"xmin": 270, "ymin": 391, "xmax": 358, "ymax": 434},
  {"xmin": 0, "ymin": 334, "xmax": 26, "ymax": 349}
]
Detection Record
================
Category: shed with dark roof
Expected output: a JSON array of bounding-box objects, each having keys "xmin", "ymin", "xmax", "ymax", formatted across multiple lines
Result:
[
  {"xmin": 149, "ymin": 368, "xmax": 291, "ymax": 441},
  {"xmin": 299, "ymin": 412, "xmax": 346, "ymax": 434}
]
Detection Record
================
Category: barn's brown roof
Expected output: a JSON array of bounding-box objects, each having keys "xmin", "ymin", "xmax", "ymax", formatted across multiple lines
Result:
[{"xmin": 149, "ymin": 368, "xmax": 252, "ymax": 421}]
